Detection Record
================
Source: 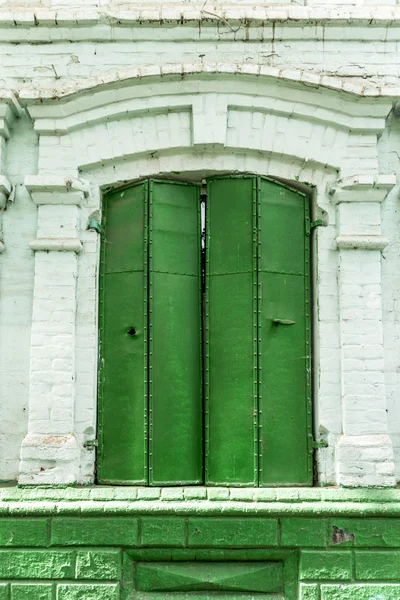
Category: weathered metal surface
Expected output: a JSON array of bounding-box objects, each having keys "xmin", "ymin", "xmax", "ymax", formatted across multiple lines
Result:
[
  {"xmin": 205, "ymin": 176, "xmax": 258, "ymax": 486},
  {"xmin": 257, "ymin": 177, "xmax": 312, "ymax": 486},
  {"xmin": 148, "ymin": 180, "xmax": 202, "ymax": 485},
  {"xmin": 98, "ymin": 181, "xmax": 148, "ymax": 484}
]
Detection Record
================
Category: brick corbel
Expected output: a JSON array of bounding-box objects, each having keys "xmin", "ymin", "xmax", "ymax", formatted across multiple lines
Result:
[
  {"xmin": 328, "ymin": 174, "xmax": 396, "ymax": 203},
  {"xmin": 19, "ymin": 176, "xmax": 89, "ymax": 485},
  {"xmin": 330, "ymin": 173, "xmax": 397, "ymax": 487},
  {"xmin": 26, "ymin": 176, "xmax": 89, "ymax": 254}
]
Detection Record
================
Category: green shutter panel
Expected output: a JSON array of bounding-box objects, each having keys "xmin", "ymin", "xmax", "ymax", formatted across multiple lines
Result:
[
  {"xmin": 205, "ymin": 176, "xmax": 258, "ymax": 486},
  {"xmin": 98, "ymin": 182, "xmax": 148, "ymax": 484},
  {"xmin": 257, "ymin": 177, "xmax": 312, "ymax": 486},
  {"xmin": 149, "ymin": 180, "xmax": 202, "ymax": 485}
]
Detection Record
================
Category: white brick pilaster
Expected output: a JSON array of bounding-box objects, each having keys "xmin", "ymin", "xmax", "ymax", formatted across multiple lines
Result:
[
  {"xmin": 19, "ymin": 177, "xmax": 88, "ymax": 485},
  {"xmin": 329, "ymin": 175, "xmax": 397, "ymax": 487}
]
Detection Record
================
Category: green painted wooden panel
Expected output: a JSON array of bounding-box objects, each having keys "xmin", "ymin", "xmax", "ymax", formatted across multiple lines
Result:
[
  {"xmin": 206, "ymin": 176, "xmax": 258, "ymax": 486},
  {"xmin": 98, "ymin": 182, "xmax": 148, "ymax": 484},
  {"xmin": 257, "ymin": 177, "xmax": 312, "ymax": 486},
  {"xmin": 135, "ymin": 562, "xmax": 283, "ymax": 593},
  {"xmin": 149, "ymin": 180, "xmax": 202, "ymax": 485}
]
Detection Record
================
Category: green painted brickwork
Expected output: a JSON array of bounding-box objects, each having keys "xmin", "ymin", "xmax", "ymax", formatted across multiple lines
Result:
[
  {"xmin": 300, "ymin": 551, "xmax": 352, "ymax": 580},
  {"xmin": 3, "ymin": 514, "xmax": 400, "ymax": 549},
  {"xmin": 8, "ymin": 514, "xmax": 400, "ymax": 549},
  {"xmin": 188, "ymin": 518, "xmax": 278, "ymax": 547},
  {"xmin": 1, "ymin": 489, "xmax": 400, "ymax": 600},
  {"xmin": 320, "ymin": 584, "xmax": 400, "ymax": 599}
]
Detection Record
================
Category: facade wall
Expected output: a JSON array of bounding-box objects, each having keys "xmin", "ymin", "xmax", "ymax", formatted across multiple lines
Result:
[
  {"xmin": 0, "ymin": 3, "xmax": 400, "ymax": 598},
  {"xmin": 0, "ymin": 4, "xmax": 399, "ymax": 486}
]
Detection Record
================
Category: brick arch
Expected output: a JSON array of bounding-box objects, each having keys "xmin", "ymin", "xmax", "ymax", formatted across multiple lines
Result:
[{"xmin": 21, "ymin": 63, "xmax": 391, "ymax": 181}]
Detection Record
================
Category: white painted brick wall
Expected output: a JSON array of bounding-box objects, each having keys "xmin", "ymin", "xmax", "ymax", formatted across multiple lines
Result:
[{"xmin": 0, "ymin": 4, "xmax": 399, "ymax": 485}]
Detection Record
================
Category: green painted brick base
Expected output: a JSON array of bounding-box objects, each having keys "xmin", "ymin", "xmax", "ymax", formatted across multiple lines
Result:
[
  {"xmin": 0, "ymin": 488, "xmax": 399, "ymax": 599},
  {"xmin": 320, "ymin": 584, "xmax": 400, "ymax": 599}
]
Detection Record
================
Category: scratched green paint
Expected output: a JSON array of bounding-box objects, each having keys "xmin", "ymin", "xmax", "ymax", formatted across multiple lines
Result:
[
  {"xmin": 149, "ymin": 181, "xmax": 202, "ymax": 485},
  {"xmin": 98, "ymin": 182, "xmax": 148, "ymax": 484}
]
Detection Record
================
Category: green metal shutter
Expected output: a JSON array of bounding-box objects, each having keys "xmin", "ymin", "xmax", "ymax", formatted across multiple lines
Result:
[
  {"xmin": 98, "ymin": 182, "xmax": 149, "ymax": 484},
  {"xmin": 148, "ymin": 180, "xmax": 202, "ymax": 485},
  {"xmin": 257, "ymin": 177, "xmax": 312, "ymax": 486},
  {"xmin": 99, "ymin": 176, "xmax": 311, "ymax": 487},
  {"xmin": 205, "ymin": 176, "xmax": 258, "ymax": 486},
  {"xmin": 205, "ymin": 175, "xmax": 312, "ymax": 486}
]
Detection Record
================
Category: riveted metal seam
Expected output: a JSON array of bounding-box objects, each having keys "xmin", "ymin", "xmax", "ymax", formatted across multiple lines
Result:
[
  {"xmin": 204, "ymin": 179, "xmax": 211, "ymax": 484},
  {"xmin": 305, "ymin": 195, "xmax": 313, "ymax": 483},
  {"xmin": 198, "ymin": 184, "xmax": 204, "ymax": 484},
  {"xmin": 254, "ymin": 176, "xmax": 259, "ymax": 487},
  {"xmin": 148, "ymin": 179, "xmax": 154, "ymax": 484},
  {"xmin": 144, "ymin": 179, "xmax": 149, "ymax": 484},
  {"xmin": 257, "ymin": 176, "xmax": 263, "ymax": 486}
]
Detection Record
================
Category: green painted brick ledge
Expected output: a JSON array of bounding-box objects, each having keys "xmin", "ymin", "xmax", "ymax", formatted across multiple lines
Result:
[{"xmin": 0, "ymin": 486, "xmax": 399, "ymax": 516}]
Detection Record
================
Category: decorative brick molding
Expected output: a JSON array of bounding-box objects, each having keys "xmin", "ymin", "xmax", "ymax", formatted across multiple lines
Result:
[
  {"xmin": 21, "ymin": 66, "xmax": 392, "ymax": 181},
  {"xmin": 20, "ymin": 62, "xmax": 399, "ymax": 103},
  {"xmin": 19, "ymin": 177, "xmax": 89, "ymax": 485},
  {"xmin": 19, "ymin": 67, "xmax": 395, "ymax": 486},
  {"xmin": 1, "ymin": 5, "xmax": 400, "ymax": 36}
]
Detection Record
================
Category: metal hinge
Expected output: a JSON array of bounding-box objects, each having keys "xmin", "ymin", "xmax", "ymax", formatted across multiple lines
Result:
[
  {"xmin": 83, "ymin": 439, "xmax": 98, "ymax": 448},
  {"xmin": 312, "ymin": 440, "xmax": 328, "ymax": 449},
  {"xmin": 310, "ymin": 219, "xmax": 324, "ymax": 229},
  {"xmin": 87, "ymin": 218, "xmax": 104, "ymax": 236}
]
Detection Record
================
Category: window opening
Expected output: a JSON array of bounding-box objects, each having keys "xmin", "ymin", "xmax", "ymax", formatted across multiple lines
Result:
[{"xmin": 97, "ymin": 176, "xmax": 312, "ymax": 487}]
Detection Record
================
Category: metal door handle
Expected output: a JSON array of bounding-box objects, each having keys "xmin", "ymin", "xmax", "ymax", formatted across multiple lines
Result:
[{"xmin": 273, "ymin": 319, "xmax": 296, "ymax": 325}]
